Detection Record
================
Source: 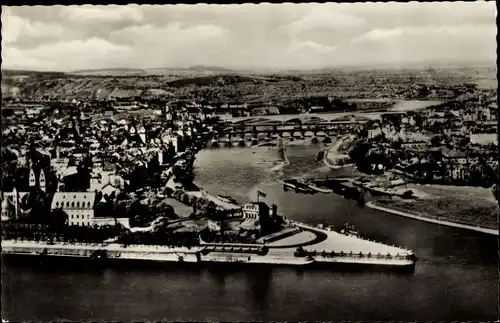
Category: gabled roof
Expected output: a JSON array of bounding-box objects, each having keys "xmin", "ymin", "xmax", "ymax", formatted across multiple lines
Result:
[
  {"xmin": 442, "ymin": 149, "xmax": 466, "ymax": 159},
  {"xmin": 51, "ymin": 192, "xmax": 97, "ymax": 209}
]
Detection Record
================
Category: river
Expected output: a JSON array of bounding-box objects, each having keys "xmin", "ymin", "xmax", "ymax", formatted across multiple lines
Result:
[
  {"xmin": 2, "ymin": 143, "xmax": 497, "ymax": 321},
  {"xmin": 220, "ymin": 99, "xmax": 443, "ymax": 123}
]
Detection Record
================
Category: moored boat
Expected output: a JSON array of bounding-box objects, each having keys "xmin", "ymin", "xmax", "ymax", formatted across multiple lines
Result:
[{"xmin": 307, "ymin": 183, "xmax": 333, "ymax": 194}]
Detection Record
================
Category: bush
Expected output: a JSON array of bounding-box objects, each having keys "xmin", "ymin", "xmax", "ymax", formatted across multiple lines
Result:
[
  {"xmin": 402, "ymin": 190, "xmax": 414, "ymax": 199},
  {"xmin": 180, "ymin": 193, "xmax": 190, "ymax": 205},
  {"xmin": 164, "ymin": 187, "xmax": 174, "ymax": 197}
]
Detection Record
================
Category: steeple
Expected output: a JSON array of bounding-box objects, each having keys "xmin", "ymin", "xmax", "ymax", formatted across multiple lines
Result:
[
  {"xmin": 29, "ymin": 168, "xmax": 36, "ymax": 187},
  {"xmin": 11, "ymin": 187, "xmax": 18, "ymax": 219},
  {"xmin": 39, "ymin": 169, "xmax": 46, "ymax": 192},
  {"xmin": 138, "ymin": 126, "xmax": 146, "ymax": 145},
  {"xmin": 158, "ymin": 151, "xmax": 164, "ymax": 165}
]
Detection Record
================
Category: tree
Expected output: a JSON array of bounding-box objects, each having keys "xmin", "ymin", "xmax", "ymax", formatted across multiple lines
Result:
[
  {"xmin": 48, "ymin": 208, "xmax": 68, "ymax": 228},
  {"xmin": 492, "ymin": 184, "xmax": 499, "ymax": 202},
  {"xmin": 129, "ymin": 164, "xmax": 148, "ymax": 191},
  {"xmin": 117, "ymin": 229, "xmax": 136, "ymax": 246},
  {"xmin": 164, "ymin": 187, "xmax": 174, "ymax": 197},
  {"xmin": 430, "ymin": 135, "xmax": 441, "ymax": 147},
  {"xmin": 153, "ymin": 200, "xmax": 176, "ymax": 219},
  {"xmin": 348, "ymin": 138, "xmax": 373, "ymax": 172},
  {"xmin": 391, "ymin": 137, "xmax": 402, "ymax": 149}
]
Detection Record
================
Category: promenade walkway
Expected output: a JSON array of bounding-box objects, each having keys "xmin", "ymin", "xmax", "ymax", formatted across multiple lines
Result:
[{"xmin": 291, "ymin": 222, "xmax": 413, "ymax": 256}]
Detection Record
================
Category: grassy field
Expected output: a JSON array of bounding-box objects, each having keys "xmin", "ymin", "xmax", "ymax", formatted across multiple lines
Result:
[
  {"xmin": 163, "ymin": 198, "xmax": 193, "ymax": 218},
  {"xmin": 410, "ymin": 184, "xmax": 497, "ymax": 203},
  {"xmin": 375, "ymin": 197, "xmax": 499, "ymax": 230}
]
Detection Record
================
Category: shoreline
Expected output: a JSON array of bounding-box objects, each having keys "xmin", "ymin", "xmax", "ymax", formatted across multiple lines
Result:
[
  {"xmin": 1, "ymin": 238, "xmax": 416, "ymax": 269},
  {"xmin": 366, "ymin": 201, "xmax": 498, "ymax": 236},
  {"xmin": 322, "ymin": 135, "xmax": 355, "ymax": 170}
]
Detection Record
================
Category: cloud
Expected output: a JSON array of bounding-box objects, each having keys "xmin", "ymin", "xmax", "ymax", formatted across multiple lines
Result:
[
  {"xmin": 2, "ymin": 47, "xmax": 54, "ymax": 70},
  {"xmin": 37, "ymin": 38, "xmax": 130, "ymax": 58},
  {"xmin": 352, "ymin": 24, "xmax": 496, "ymax": 43},
  {"xmin": 346, "ymin": 24, "xmax": 497, "ymax": 67},
  {"xmin": 3, "ymin": 38, "xmax": 131, "ymax": 71},
  {"xmin": 289, "ymin": 40, "xmax": 337, "ymax": 55},
  {"xmin": 61, "ymin": 5, "xmax": 143, "ymax": 23},
  {"xmin": 106, "ymin": 22, "xmax": 230, "ymax": 68},
  {"xmin": 288, "ymin": 6, "xmax": 366, "ymax": 35},
  {"xmin": 352, "ymin": 28, "xmax": 403, "ymax": 43},
  {"xmin": 1, "ymin": 12, "xmax": 67, "ymax": 44},
  {"xmin": 112, "ymin": 22, "xmax": 227, "ymax": 45},
  {"xmin": 1, "ymin": 3, "xmax": 496, "ymax": 71}
]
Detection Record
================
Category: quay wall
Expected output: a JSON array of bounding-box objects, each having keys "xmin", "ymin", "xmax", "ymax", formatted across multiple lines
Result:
[
  {"xmin": 2, "ymin": 239, "xmax": 415, "ymax": 268},
  {"xmin": 1, "ymin": 241, "xmax": 202, "ymax": 263}
]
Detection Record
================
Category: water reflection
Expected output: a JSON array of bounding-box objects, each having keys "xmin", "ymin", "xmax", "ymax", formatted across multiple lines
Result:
[
  {"xmin": 245, "ymin": 267, "xmax": 273, "ymax": 310},
  {"xmin": 206, "ymin": 266, "xmax": 227, "ymax": 289}
]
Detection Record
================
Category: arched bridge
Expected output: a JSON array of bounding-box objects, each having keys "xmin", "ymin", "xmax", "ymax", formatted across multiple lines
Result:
[{"xmin": 215, "ymin": 121, "xmax": 367, "ymax": 139}]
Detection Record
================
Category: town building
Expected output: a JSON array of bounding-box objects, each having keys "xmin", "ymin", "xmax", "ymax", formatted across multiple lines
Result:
[
  {"xmin": 51, "ymin": 192, "xmax": 96, "ymax": 226},
  {"xmin": 470, "ymin": 133, "xmax": 498, "ymax": 146},
  {"xmin": 442, "ymin": 150, "xmax": 468, "ymax": 165},
  {"xmin": 242, "ymin": 203, "xmax": 260, "ymax": 220},
  {"xmin": 400, "ymin": 141, "xmax": 429, "ymax": 149},
  {"xmin": 381, "ymin": 112, "xmax": 407, "ymax": 125},
  {"xmin": 1, "ymin": 188, "xmax": 19, "ymax": 221},
  {"xmin": 28, "ymin": 168, "xmax": 47, "ymax": 192}
]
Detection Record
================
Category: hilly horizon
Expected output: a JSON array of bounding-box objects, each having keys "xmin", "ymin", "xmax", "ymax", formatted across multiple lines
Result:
[{"xmin": 3, "ymin": 59, "xmax": 495, "ymax": 77}]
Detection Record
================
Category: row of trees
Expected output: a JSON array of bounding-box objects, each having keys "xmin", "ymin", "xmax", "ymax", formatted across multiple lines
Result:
[
  {"xmin": 171, "ymin": 189, "xmax": 220, "ymax": 219},
  {"xmin": 102, "ymin": 190, "xmax": 178, "ymax": 228},
  {"xmin": 2, "ymin": 220, "xmax": 124, "ymax": 244},
  {"xmin": 116, "ymin": 228, "xmax": 199, "ymax": 247},
  {"xmin": 348, "ymin": 138, "xmax": 398, "ymax": 174}
]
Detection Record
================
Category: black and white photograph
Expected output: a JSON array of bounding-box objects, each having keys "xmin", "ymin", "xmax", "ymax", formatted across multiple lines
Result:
[{"xmin": 1, "ymin": 2, "xmax": 498, "ymax": 322}]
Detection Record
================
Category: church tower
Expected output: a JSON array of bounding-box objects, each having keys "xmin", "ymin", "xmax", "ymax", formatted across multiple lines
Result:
[
  {"xmin": 29, "ymin": 168, "xmax": 36, "ymax": 188},
  {"xmin": 138, "ymin": 126, "xmax": 147, "ymax": 146},
  {"xmin": 39, "ymin": 169, "xmax": 46, "ymax": 193}
]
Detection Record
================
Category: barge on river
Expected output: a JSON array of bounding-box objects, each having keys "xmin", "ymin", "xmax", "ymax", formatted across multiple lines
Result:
[{"xmin": 283, "ymin": 179, "xmax": 315, "ymax": 194}]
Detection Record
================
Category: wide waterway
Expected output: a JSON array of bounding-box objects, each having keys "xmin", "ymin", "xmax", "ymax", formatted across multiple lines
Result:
[
  {"xmin": 221, "ymin": 99, "xmax": 443, "ymax": 123},
  {"xmin": 2, "ymin": 143, "xmax": 497, "ymax": 321}
]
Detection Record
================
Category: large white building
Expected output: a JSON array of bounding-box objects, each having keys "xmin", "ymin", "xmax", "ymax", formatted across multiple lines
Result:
[
  {"xmin": 51, "ymin": 192, "xmax": 96, "ymax": 226},
  {"xmin": 51, "ymin": 192, "xmax": 129, "ymax": 228},
  {"xmin": 242, "ymin": 203, "xmax": 259, "ymax": 220}
]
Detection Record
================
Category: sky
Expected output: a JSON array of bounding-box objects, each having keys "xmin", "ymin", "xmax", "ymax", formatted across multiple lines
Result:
[{"xmin": 1, "ymin": 2, "xmax": 497, "ymax": 72}]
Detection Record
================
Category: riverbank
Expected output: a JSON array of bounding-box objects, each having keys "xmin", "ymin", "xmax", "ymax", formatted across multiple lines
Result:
[
  {"xmin": 323, "ymin": 134, "xmax": 355, "ymax": 169},
  {"xmin": 1, "ymin": 224, "xmax": 416, "ymax": 268},
  {"xmin": 367, "ymin": 201, "xmax": 498, "ymax": 235}
]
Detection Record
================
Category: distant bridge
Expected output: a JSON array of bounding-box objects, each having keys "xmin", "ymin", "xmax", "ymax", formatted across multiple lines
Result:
[{"xmin": 215, "ymin": 121, "xmax": 367, "ymax": 139}]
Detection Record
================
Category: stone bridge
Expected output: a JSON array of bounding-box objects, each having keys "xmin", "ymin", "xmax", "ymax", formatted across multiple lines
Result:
[{"xmin": 215, "ymin": 121, "xmax": 367, "ymax": 140}]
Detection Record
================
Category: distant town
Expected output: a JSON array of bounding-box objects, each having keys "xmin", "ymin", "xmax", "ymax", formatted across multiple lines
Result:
[{"xmin": 1, "ymin": 66, "xmax": 497, "ymax": 266}]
